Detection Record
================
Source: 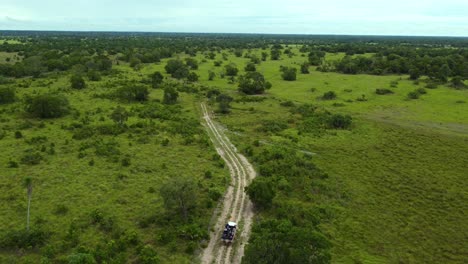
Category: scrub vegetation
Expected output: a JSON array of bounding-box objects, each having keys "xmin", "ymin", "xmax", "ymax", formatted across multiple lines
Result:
[{"xmin": 0, "ymin": 31, "xmax": 467, "ymax": 263}]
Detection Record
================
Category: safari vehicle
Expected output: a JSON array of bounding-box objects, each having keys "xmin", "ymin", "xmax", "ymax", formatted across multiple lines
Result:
[{"xmin": 221, "ymin": 221, "xmax": 237, "ymax": 243}]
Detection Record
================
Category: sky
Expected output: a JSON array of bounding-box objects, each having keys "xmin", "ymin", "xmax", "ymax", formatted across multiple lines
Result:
[{"xmin": 0, "ymin": 0, "xmax": 467, "ymax": 36}]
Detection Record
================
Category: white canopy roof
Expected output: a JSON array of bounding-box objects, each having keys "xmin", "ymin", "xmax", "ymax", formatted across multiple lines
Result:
[{"xmin": 228, "ymin": 221, "xmax": 237, "ymax": 226}]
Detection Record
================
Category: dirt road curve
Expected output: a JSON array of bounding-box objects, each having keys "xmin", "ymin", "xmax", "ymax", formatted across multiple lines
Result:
[{"xmin": 200, "ymin": 103, "xmax": 256, "ymax": 264}]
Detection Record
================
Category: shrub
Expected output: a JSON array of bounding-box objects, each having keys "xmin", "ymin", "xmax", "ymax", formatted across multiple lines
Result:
[
  {"xmin": 322, "ymin": 91, "xmax": 337, "ymax": 100},
  {"xmin": 327, "ymin": 114, "xmax": 352, "ymax": 129},
  {"xmin": 138, "ymin": 245, "xmax": 160, "ymax": 264},
  {"xmin": 407, "ymin": 91, "xmax": 420, "ymax": 99},
  {"xmin": 185, "ymin": 58, "xmax": 198, "ymax": 70},
  {"xmin": 162, "ymin": 86, "xmax": 179, "ymax": 104},
  {"xmin": 165, "ymin": 59, "xmax": 189, "ymax": 79},
  {"xmin": 244, "ymin": 63, "xmax": 256, "ymax": 72},
  {"xmin": 257, "ymin": 120, "xmax": 288, "ymax": 133},
  {"xmin": 280, "ymin": 66, "xmax": 297, "ymax": 81},
  {"xmin": 20, "ymin": 151, "xmax": 43, "ymax": 165},
  {"xmin": 7, "ymin": 160, "xmax": 19, "ymax": 168},
  {"xmin": 450, "ymin": 76, "xmax": 467, "ymax": 89},
  {"xmin": 425, "ymin": 82, "xmax": 439, "ymax": 89},
  {"xmin": 246, "ymin": 178, "xmax": 275, "ymax": 209},
  {"xmin": 15, "ymin": 131, "xmax": 23, "ymax": 139},
  {"xmin": 116, "ymin": 85, "xmax": 149, "ymax": 102},
  {"xmin": 375, "ymin": 88, "xmax": 394, "ymax": 95},
  {"xmin": 225, "ymin": 64, "xmax": 239, "ymax": 77},
  {"xmin": 150, "ymin": 71, "xmax": 164, "ymax": 88},
  {"xmin": 416, "ymin": 88, "xmax": 427, "ymax": 94},
  {"xmin": 0, "ymin": 87, "xmax": 16, "ymax": 104},
  {"xmin": 70, "ymin": 74, "xmax": 86, "ymax": 89},
  {"xmin": 25, "ymin": 94, "xmax": 70, "ymax": 118},
  {"xmin": 238, "ymin": 72, "xmax": 271, "ymax": 95},
  {"xmin": 0, "ymin": 228, "xmax": 50, "ymax": 249},
  {"xmin": 187, "ymin": 72, "xmax": 199, "ymax": 82},
  {"xmin": 87, "ymin": 71, "xmax": 101, "ymax": 81},
  {"xmin": 280, "ymin": 100, "xmax": 295, "ymax": 107},
  {"xmin": 67, "ymin": 253, "xmax": 96, "ymax": 264}
]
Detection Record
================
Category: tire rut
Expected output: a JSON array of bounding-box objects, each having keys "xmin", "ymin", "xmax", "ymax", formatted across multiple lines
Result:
[{"xmin": 200, "ymin": 103, "xmax": 256, "ymax": 264}]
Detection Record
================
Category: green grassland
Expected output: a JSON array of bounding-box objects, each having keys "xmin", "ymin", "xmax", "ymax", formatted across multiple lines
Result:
[
  {"xmin": 0, "ymin": 44, "xmax": 467, "ymax": 263},
  {"xmin": 177, "ymin": 48, "xmax": 467, "ymax": 263},
  {"xmin": 0, "ymin": 52, "xmax": 21, "ymax": 64},
  {"xmin": 0, "ymin": 71, "xmax": 229, "ymax": 263}
]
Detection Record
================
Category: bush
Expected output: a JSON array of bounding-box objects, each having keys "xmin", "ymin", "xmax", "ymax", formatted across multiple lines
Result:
[
  {"xmin": 244, "ymin": 63, "xmax": 256, "ymax": 72},
  {"xmin": 407, "ymin": 91, "xmax": 420, "ymax": 99},
  {"xmin": 257, "ymin": 120, "xmax": 288, "ymax": 133},
  {"xmin": 225, "ymin": 64, "xmax": 239, "ymax": 77},
  {"xmin": 71, "ymin": 74, "xmax": 86, "ymax": 89},
  {"xmin": 0, "ymin": 87, "xmax": 16, "ymax": 104},
  {"xmin": 187, "ymin": 72, "xmax": 199, "ymax": 82},
  {"xmin": 425, "ymin": 82, "xmax": 439, "ymax": 89},
  {"xmin": 246, "ymin": 178, "xmax": 275, "ymax": 209},
  {"xmin": 327, "ymin": 114, "xmax": 352, "ymax": 129},
  {"xmin": 238, "ymin": 72, "xmax": 271, "ymax": 95},
  {"xmin": 322, "ymin": 91, "xmax": 337, "ymax": 100},
  {"xmin": 280, "ymin": 66, "xmax": 297, "ymax": 81},
  {"xmin": 25, "ymin": 94, "xmax": 70, "ymax": 118},
  {"xmin": 138, "ymin": 245, "xmax": 160, "ymax": 264},
  {"xmin": 185, "ymin": 58, "xmax": 198, "ymax": 70},
  {"xmin": 150, "ymin": 71, "xmax": 164, "ymax": 88},
  {"xmin": 67, "ymin": 253, "xmax": 96, "ymax": 264},
  {"xmin": 20, "ymin": 151, "xmax": 43, "ymax": 165},
  {"xmin": 0, "ymin": 228, "xmax": 50, "ymax": 249},
  {"xmin": 375, "ymin": 88, "xmax": 394, "ymax": 95},
  {"xmin": 165, "ymin": 59, "xmax": 189, "ymax": 79},
  {"xmin": 163, "ymin": 86, "xmax": 179, "ymax": 104},
  {"xmin": 87, "ymin": 71, "xmax": 101, "ymax": 81},
  {"xmin": 116, "ymin": 85, "xmax": 149, "ymax": 102},
  {"xmin": 15, "ymin": 131, "xmax": 23, "ymax": 139}
]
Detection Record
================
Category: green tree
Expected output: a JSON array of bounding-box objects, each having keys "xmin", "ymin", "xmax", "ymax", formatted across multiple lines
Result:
[
  {"xmin": 187, "ymin": 72, "xmax": 199, "ymax": 82},
  {"xmin": 151, "ymin": 71, "xmax": 164, "ymax": 88},
  {"xmin": 216, "ymin": 94, "xmax": 233, "ymax": 114},
  {"xmin": 245, "ymin": 63, "xmax": 256, "ymax": 72},
  {"xmin": 163, "ymin": 86, "xmax": 179, "ymax": 104},
  {"xmin": 238, "ymin": 72, "xmax": 271, "ymax": 95},
  {"xmin": 245, "ymin": 178, "xmax": 275, "ymax": 209},
  {"xmin": 271, "ymin": 49, "xmax": 281, "ymax": 60},
  {"xmin": 280, "ymin": 66, "xmax": 297, "ymax": 81},
  {"xmin": 165, "ymin": 59, "xmax": 189, "ymax": 79},
  {"xmin": 70, "ymin": 74, "xmax": 86, "ymax": 89},
  {"xmin": 225, "ymin": 64, "xmax": 239, "ymax": 77},
  {"xmin": 185, "ymin": 58, "xmax": 199, "ymax": 70},
  {"xmin": 116, "ymin": 85, "xmax": 149, "ymax": 102},
  {"xmin": 25, "ymin": 94, "xmax": 70, "ymax": 118},
  {"xmin": 261, "ymin": 52, "xmax": 268, "ymax": 61},
  {"xmin": 160, "ymin": 175, "xmax": 197, "ymax": 221},
  {"xmin": 110, "ymin": 106, "xmax": 129, "ymax": 126}
]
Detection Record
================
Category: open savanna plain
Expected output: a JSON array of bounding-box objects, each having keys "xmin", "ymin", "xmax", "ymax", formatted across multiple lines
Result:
[
  {"xmin": 186, "ymin": 48, "xmax": 468, "ymax": 263},
  {"xmin": 0, "ymin": 33, "xmax": 467, "ymax": 263}
]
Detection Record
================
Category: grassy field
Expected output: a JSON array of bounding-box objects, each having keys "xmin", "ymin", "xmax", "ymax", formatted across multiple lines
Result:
[
  {"xmin": 0, "ymin": 71, "xmax": 229, "ymax": 263},
  {"xmin": 179, "ymin": 48, "xmax": 468, "ymax": 263}
]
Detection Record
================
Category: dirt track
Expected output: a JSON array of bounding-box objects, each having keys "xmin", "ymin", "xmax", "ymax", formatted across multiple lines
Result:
[{"xmin": 200, "ymin": 103, "xmax": 256, "ymax": 264}]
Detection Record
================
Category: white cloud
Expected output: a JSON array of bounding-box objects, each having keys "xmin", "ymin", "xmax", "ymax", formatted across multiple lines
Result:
[{"xmin": 0, "ymin": 0, "xmax": 467, "ymax": 36}]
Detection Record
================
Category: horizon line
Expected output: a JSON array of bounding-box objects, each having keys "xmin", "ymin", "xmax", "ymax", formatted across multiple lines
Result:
[{"xmin": 1, "ymin": 29, "xmax": 467, "ymax": 39}]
